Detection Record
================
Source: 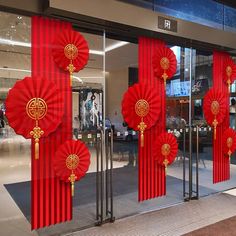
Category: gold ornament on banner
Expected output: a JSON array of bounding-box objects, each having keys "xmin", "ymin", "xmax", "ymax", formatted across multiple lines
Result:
[
  {"xmin": 227, "ymin": 137, "xmax": 233, "ymax": 158},
  {"xmin": 161, "ymin": 143, "xmax": 171, "ymax": 175},
  {"xmin": 66, "ymin": 154, "xmax": 79, "ymax": 196},
  {"xmin": 135, "ymin": 99, "xmax": 149, "ymax": 147},
  {"xmin": 26, "ymin": 98, "xmax": 47, "ymax": 159},
  {"xmin": 160, "ymin": 57, "xmax": 170, "ymax": 88},
  {"xmin": 64, "ymin": 43, "xmax": 78, "ymax": 86},
  {"xmin": 226, "ymin": 65, "xmax": 233, "ymax": 93},
  {"xmin": 210, "ymin": 100, "xmax": 219, "ymax": 140}
]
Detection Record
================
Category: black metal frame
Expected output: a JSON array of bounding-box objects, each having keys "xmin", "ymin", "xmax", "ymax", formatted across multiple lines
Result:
[{"xmin": 95, "ymin": 129, "xmax": 115, "ymax": 226}]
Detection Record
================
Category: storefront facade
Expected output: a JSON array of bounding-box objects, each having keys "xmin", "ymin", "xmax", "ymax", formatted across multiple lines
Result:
[{"xmin": 0, "ymin": 1, "xmax": 236, "ymax": 235}]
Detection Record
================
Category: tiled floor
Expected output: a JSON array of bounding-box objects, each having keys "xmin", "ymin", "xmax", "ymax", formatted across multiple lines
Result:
[{"xmin": 72, "ymin": 193, "xmax": 236, "ymax": 236}]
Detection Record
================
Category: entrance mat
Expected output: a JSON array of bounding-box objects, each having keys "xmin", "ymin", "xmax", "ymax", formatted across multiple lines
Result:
[
  {"xmin": 184, "ymin": 215, "xmax": 236, "ymax": 236},
  {"xmin": 3, "ymin": 166, "xmax": 216, "ymax": 223}
]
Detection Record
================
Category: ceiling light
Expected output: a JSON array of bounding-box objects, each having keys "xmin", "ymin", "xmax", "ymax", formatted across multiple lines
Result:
[
  {"xmin": 105, "ymin": 41, "xmax": 129, "ymax": 52},
  {"xmin": 0, "ymin": 38, "xmax": 30, "ymax": 47},
  {"xmin": 72, "ymin": 76, "xmax": 83, "ymax": 83},
  {"xmin": 0, "ymin": 37, "xmax": 129, "ymax": 55},
  {"xmin": 0, "ymin": 67, "xmax": 31, "ymax": 73},
  {"xmin": 89, "ymin": 49, "xmax": 104, "ymax": 55}
]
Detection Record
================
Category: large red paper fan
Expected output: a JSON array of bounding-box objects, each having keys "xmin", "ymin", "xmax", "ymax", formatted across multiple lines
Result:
[
  {"xmin": 121, "ymin": 83, "xmax": 161, "ymax": 131},
  {"xmin": 154, "ymin": 132, "xmax": 178, "ymax": 172},
  {"xmin": 5, "ymin": 77, "xmax": 64, "ymax": 138},
  {"xmin": 223, "ymin": 56, "xmax": 236, "ymax": 91},
  {"xmin": 222, "ymin": 128, "xmax": 236, "ymax": 158},
  {"xmin": 52, "ymin": 29, "xmax": 89, "ymax": 73},
  {"xmin": 153, "ymin": 46, "xmax": 177, "ymax": 85},
  {"xmin": 54, "ymin": 140, "xmax": 90, "ymax": 196},
  {"xmin": 203, "ymin": 88, "xmax": 227, "ymax": 139}
]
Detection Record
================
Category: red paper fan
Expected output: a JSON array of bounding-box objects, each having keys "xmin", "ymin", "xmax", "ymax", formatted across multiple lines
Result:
[
  {"xmin": 153, "ymin": 46, "xmax": 177, "ymax": 87},
  {"xmin": 222, "ymin": 128, "xmax": 236, "ymax": 158},
  {"xmin": 5, "ymin": 76, "xmax": 64, "ymax": 159},
  {"xmin": 223, "ymin": 56, "xmax": 236, "ymax": 92},
  {"xmin": 54, "ymin": 140, "xmax": 90, "ymax": 196},
  {"xmin": 154, "ymin": 132, "xmax": 178, "ymax": 173},
  {"xmin": 203, "ymin": 88, "xmax": 227, "ymax": 140},
  {"xmin": 52, "ymin": 29, "xmax": 89, "ymax": 81},
  {"xmin": 121, "ymin": 83, "xmax": 161, "ymax": 147}
]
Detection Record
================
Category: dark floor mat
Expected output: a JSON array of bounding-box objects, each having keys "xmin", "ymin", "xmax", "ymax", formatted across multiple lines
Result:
[{"xmin": 4, "ymin": 166, "xmax": 217, "ymax": 223}]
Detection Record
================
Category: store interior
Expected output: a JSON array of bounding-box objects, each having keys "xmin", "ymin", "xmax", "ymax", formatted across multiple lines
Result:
[{"xmin": 1, "ymin": 10, "xmax": 236, "ymax": 235}]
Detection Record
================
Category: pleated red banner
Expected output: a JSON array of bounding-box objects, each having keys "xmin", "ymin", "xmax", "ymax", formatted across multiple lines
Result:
[
  {"xmin": 31, "ymin": 16, "xmax": 72, "ymax": 229},
  {"xmin": 138, "ymin": 37, "xmax": 166, "ymax": 201},
  {"xmin": 213, "ymin": 51, "xmax": 230, "ymax": 183}
]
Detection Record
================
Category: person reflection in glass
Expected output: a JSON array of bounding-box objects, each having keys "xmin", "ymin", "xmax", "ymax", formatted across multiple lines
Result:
[
  {"xmin": 73, "ymin": 116, "xmax": 80, "ymax": 139},
  {"xmin": 230, "ymin": 98, "xmax": 236, "ymax": 129}
]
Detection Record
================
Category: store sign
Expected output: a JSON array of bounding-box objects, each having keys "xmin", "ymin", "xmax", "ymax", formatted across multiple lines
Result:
[{"xmin": 158, "ymin": 16, "xmax": 177, "ymax": 32}]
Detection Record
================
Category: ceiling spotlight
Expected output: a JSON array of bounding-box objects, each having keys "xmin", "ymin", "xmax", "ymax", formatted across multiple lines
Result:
[{"xmin": 17, "ymin": 16, "xmax": 22, "ymax": 20}]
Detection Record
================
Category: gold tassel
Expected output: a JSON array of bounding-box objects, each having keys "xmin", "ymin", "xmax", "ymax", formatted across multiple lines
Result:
[
  {"xmin": 70, "ymin": 72, "xmax": 72, "ymax": 87},
  {"xmin": 67, "ymin": 60, "xmax": 75, "ymax": 87},
  {"xmin": 141, "ymin": 131, "xmax": 144, "ymax": 147},
  {"xmin": 162, "ymin": 71, "xmax": 168, "ymax": 89},
  {"xmin": 35, "ymin": 140, "xmax": 39, "ymax": 160},
  {"xmin": 71, "ymin": 181, "xmax": 75, "ymax": 197},
  {"xmin": 69, "ymin": 173, "xmax": 77, "ymax": 197},
  {"xmin": 214, "ymin": 125, "xmax": 216, "ymax": 140},
  {"xmin": 228, "ymin": 149, "xmax": 232, "ymax": 159},
  {"xmin": 212, "ymin": 118, "xmax": 218, "ymax": 141},
  {"xmin": 138, "ymin": 118, "xmax": 147, "ymax": 148},
  {"xmin": 227, "ymin": 79, "xmax": 231, "ymax": 93},
  {"xmin": 163, "ymin": 158, "xmax": 169, "ymax": 176},
  {"xmin": 30, "ymin": 126, "xmax": 44, "ymax": 160}
]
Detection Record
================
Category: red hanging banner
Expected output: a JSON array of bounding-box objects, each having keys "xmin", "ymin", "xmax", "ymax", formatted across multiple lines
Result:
[
  {"xmin": 31, "ymin": 17, "xmax": 72, "ymax": 229},
  {"xmin": 213, "ymin": 51, "xmax": 230, "ymax": 183},
  {"xmin": 138, "ymin": 37, "xmax": 166, "ymax": 201}
]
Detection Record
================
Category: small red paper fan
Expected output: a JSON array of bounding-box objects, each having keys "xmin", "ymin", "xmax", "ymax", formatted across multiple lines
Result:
[
  {"xmin": 153, "ymin": 46, "xmax": 177, "ymax": 83},
  {"xmin": 5, "ymin": 76, "xmax": 64, "ymax": 139},
  {"xmin": 52, "ymin": 29, "xmax": 89, "ymax": 73},
  {"xmin": 121, "ymin": 83, "xmax": 161, "ymax": 131},
  {"xmin": 223, "ymin": 56, "xmax": 236, "ymax": 90},
  {"xmin": 54, "ymin": 140, "xmax": 90, "ymax": 196},
  {"xmin": 203, "ymin": 88, "xmax": 227, "ymax": 139},
  {"xmin": 222, "ymin": 128, "xmax": 236, "ymax": 158},
  {"xmin": 154, "ymin": 132, "xmax": 178, "ymax": 168}
]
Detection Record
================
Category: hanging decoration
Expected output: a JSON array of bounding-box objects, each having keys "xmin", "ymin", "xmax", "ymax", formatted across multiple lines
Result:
[
  {"xmin": 154, "ymin": 132, "xmax": 178, "ymax": 174},
  {"xmin": 5, "ymin": 76, "xmax": 64, "ymax": 159},
  {"xmin": 52, "ymin": 29, "xmax": 89, "ymax": 85},
  {"xmin": 222, "ymin": 128, "xmax": 236, "ymax": 158},
  {"xmin": 53, "ymin": 140, "xmax": 90, "ymax": 196},
  {"xmin": 203, "ymin": 88, "xmax": 227, "ymax": 140},
  {"xmin": 152, "ymin": 46, "xmax": 177, "ymax": 88},
  {"xmin": 121, "ymin": 83, "xmax": 161, "ymax": 147},
  {"xmin": 223, "ymin": 56, "xmax": 236, "ymax": 92}
]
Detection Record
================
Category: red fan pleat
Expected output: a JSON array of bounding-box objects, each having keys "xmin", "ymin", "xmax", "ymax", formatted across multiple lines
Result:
[
  {"xmin": 52, "ymin": 29, "xmax": 89, "ymax": 72},
  {"xmin": 222, "ymin": 128, "xmax": 236, "ymax": 157},
  {"xmin": 154, "ymin": 132, "xmax": 178, "ymax": 166},
  {"xmin": 5, "ymin": 76, "xmax": 64, "ymax": 138},
  {"xmin": 54, "ymin": 140, "xmax": 90, "ymax": 183},
  {"xmin": 223, "ymin": 56, "xmax": 236, "ymax": 88},
  {"xmin": 121, "ymin": 83, "xmax": 161, "ymax": 130},
  {"xmin": 153, "ymin": 46, "xmax": 177, "ymax": 79},
  {"xmin": 203, "ymin": 88, "xmax": 227, "ymax": 126}
]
